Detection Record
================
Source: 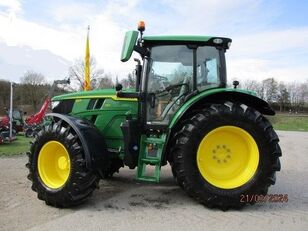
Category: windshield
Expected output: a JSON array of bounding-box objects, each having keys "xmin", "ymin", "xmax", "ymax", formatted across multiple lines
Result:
[
  {"xmin": 146, "ymin": 45, "xmax": 222, "ymax": 124},
  {"xmin": 148, "ymin": 45, "xmax": 193, "ymax": 93}
]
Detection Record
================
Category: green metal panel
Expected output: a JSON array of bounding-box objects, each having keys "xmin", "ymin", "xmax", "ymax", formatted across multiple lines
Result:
[
  {"xmin": 52, "ymin": 89, "xmax": 138, "ymax": 153},
  {"xmin": 71, "ymin": 99, "xmax": 90, "ymax": 114},
  {"xmin": 57, "ymin": 92, "xmax": 138, "ymax": 153},
  {"xmin": 168, "ymin": 88, "xmax": 256, "ymax": 128},
  {"xmin": 120, "ymin": 30, "xmax": 139, "ymax": 62},
  {"xmin": 52, "ymin": 89, "xmax": 137, "ymax": 101}
]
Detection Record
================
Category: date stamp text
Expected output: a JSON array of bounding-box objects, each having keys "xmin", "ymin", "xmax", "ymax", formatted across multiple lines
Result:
[{"xmin": 240, "ymin": 194, "xmax": 288, "ymax": 203}]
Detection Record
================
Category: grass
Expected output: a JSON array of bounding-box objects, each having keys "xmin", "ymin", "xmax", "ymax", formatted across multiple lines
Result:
[
  {"xmin": 0, "ymin": 134, "xmax": 32, "ymax": 156},
  {"xmin": 267, "ymin": 114, "xmax": 308, "ymax": 132},
  {"xmin": 0, "ymin": 114, "xmax": 307, "ymax": 156}
]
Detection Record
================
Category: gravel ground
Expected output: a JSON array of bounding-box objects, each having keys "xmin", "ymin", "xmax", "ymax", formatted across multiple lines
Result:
[{"xmin": 0, "ymin": 131, "xmax": 307, "ymax": 231}]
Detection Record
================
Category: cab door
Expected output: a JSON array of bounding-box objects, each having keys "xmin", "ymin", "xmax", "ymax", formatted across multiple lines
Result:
[{"xmin": 144, "ymin": 45, "xmax": 194, "ymax": 127}]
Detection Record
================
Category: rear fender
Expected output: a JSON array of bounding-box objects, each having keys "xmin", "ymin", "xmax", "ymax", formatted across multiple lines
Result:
[
  {"xmin": 169, "ymin": 89, "xmax": 275, "ymax": 129},
  {"xmin": 46, "ymin": 113, "xmax": 109, "ymax": 171}
]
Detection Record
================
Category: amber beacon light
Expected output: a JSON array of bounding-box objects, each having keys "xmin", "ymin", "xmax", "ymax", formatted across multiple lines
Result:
[{"xmin": 138, "ymin": 21, "xmax": 145, "ymax": 32}]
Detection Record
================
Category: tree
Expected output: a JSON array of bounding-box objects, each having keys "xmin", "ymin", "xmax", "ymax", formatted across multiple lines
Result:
[
  {"xmin": 128, "ymin": 73, "xmax": 136, "ymax": 88},
  {"xmin": 97, "ymin": 73, "xmax": 114, "ymax": 89},
  {"xmin": 0, "ymin": 80, "xmax": 10, "ymax": 113},
  {"xmin": 277, "ymin": 82, "xmax": 289, "ymax": 112},
  {"xmin": 120, "ymin": 73, "xmax": 136, "ymax": 89},
  {"xmin": 240, "ymin": 79, "xmax": 266, "ymax": 99},
  {"xmin": 262, "ymin": 78, "xmax": 278, "ymax": 103},
  {"xmin": 287, "ymin": 82, "xmax": 308, "ymax": 112},
  {"xmin": 68, "ymin": 57, "xmax": 105, "ymax": 90},
  {"xmin": 20, "ymin": 70, "xmax": 46, "ymax": 111},
  {"xmin": 304, "ymin": 79, "xmax": 308, "ymax": 103}
]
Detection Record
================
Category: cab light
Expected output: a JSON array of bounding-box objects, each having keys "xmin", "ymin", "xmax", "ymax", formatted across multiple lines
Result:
[{"xmin": 213, "ymin": 38, "xmax": 223, "ymax": 44}]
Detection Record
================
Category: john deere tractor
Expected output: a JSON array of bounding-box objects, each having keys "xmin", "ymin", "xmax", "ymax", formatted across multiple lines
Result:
[{"xmin": 26, "ymin": 22, "xmax": 281, "ymax": 210}]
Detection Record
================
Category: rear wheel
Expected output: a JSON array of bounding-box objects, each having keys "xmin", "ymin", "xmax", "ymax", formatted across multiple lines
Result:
[
  {"xmin": 26, "ymin": 120, "xmax": 99, "ymax": 207},
  {"xmin": 171, "ymin": 102, "xmax": 281, "ymax": 210}
]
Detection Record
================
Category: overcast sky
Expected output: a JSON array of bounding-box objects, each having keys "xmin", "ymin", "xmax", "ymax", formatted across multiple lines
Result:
[{"xmin": 0, "ymin": 0, "xmax": 307, "ymax": 84}]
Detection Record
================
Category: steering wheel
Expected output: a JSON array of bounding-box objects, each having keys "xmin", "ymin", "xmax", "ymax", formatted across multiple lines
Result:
[
  {"xmin": 152, "ymin": 73, "xmax": 169, "ymax": 93},
  {"xmin": 154, "ymin": 74, "xmax": 168, "ymax": 81}
]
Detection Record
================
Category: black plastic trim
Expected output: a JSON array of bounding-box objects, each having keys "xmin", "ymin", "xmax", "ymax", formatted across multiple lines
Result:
[
  {"xmin": 46, "ymin": 113, "xmax": 109, "ymax": 171},
  {"xmin": 116, "ymin": 92, "xmax": 141, "ymax": 99},
  {"xmin": 120, "ymin": 119, "xmax": 140, "ymax": 169},
  {"xmin": 52, "ymin": 99, "xmax": 74, "ymax": 114}
]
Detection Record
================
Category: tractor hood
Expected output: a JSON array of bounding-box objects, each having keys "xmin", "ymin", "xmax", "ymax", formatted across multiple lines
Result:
[
  {"xmin": 52, "ymin": 89, "xmax": 117, "ymax": 101},
  {"xmin": 51, "ymin": 88, "xmax": 137, "ymax": 115},
  {"xmin": 52, "ymin": 88, "xmax": 137, "ymax": 102},
  {"xmin": 51, "ymin": 89, "xmax": 137, "ymax": 118}
]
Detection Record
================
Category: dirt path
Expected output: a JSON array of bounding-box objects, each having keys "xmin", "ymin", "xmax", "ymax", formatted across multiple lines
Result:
[{"xmin": 0, "ymin": 131, "xmax": 308, "ymax": 231}]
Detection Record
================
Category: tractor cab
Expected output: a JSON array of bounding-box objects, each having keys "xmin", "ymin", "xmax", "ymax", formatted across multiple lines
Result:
[
  {"xmin": 119, "ymin": 22, "xmax": 231, "ymax": 127},
  {"xmin": 143, "ymin": 42, "xmax": 226, "ymax": 125}
]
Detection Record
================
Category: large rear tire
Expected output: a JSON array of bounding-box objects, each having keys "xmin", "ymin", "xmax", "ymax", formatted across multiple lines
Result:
[
  {"xmin": 26, "ymin": 120, "xmax": 99, "ymax": 207},
  {"xmin": 171, "ymin": 102, "xmax": 281, "ymax": 210}
]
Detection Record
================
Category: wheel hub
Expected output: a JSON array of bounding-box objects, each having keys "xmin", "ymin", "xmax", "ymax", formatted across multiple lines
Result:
[
  {"xmin": 197, "ymin": 126, "xmax": 259, "ymax": 189},
  {"xmin": 212, "ymin": 144, "xmax": 232, "ymax": 164},
  {"xmin": 38, "ymin": 141, "xmax": 71, "ymax": 189},
  {"xmin": 58, "ymin": 156, "xmax": 69, "ymax": 170}
]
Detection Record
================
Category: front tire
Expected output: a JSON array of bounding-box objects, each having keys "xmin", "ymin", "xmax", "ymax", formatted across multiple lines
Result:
[
  {"xmin": 26, "ymin": 120, "xmax": 99, "ymax": 207},
  {"xmin": 171, "ymin": 102, "xmax": 281, "ymax": 210}
]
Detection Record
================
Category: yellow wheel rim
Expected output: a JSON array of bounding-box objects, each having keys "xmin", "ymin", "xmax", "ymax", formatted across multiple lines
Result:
[
  {"xmin": 197, "ymin": 126, "xmax": 259, "ymax": 189},
  {"xmin": 38, "ymin": 141, "xmax": 71, "ymax": 189}
]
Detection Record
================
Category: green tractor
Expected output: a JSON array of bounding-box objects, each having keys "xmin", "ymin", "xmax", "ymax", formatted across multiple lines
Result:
[{"xmin": 26, "ymin": 22, "xmax": 281, "ymax": 210}]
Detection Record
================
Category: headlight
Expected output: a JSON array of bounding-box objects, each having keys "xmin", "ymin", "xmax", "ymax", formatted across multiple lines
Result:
[{"xmin": 51, "ymin": 101, "xmax": 60, "ymax": 109}]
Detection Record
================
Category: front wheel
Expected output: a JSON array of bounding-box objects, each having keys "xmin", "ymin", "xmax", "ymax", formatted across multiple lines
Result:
[
  {"xmin": 26, "ymin": 120, "xmax": 99, "ymax": 207},
  {"xmin": 171, "ymin": 102, "xmax": 281, "ymax": 210}
]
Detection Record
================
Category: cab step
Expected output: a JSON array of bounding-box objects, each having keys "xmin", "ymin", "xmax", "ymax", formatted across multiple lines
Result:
[{"xmin": 136, "ymin": 134, "xmax": 166, "ymax": 182}]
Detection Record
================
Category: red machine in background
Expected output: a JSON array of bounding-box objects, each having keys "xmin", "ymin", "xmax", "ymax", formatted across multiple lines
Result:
[
  {"xmin": 0, "ymin": 109, "xmax": 24, "ymax": 133},
  {"xmin": 0, "ymin": 125, "xmax": 16, "ymax": 144},
  {"xmin": 24, "ymin": 79, "xmax": 70, "ymax": 137},
  {"xmin": 23, "ymin": 97, "xmax": 50, "ymax": 137},
  {"xmin": 0, "ymin": 79, "xmax": 69, "ymax": 139},
  {"xmin": 25, "ymin": 98, "xmax": 51, "ymax": 125},
  {"xmin": 0, "ymin": 108, "xmax": 20, "ymax": 143}
]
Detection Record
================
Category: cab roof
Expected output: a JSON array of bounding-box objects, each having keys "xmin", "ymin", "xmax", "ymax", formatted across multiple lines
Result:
[
  {"xmin": 120, "ymin": 30, "xmax": 232, "ymax": 62},
  {"xmin": 143, "ymin": 35, "xmax": 232, "ymax": 49}
]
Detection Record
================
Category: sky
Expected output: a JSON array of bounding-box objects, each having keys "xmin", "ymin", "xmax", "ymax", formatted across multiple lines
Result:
[{"xmin": 0, "ymin": 0, "xmax": 307, "ymax": 84}]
